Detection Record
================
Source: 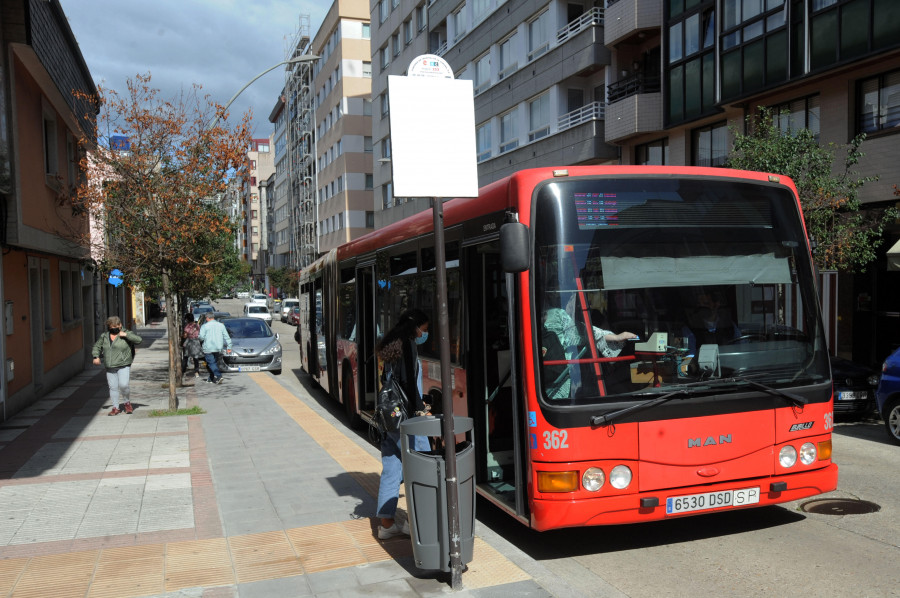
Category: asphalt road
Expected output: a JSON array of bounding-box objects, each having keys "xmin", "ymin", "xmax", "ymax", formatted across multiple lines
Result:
[{"xmin": 214, "ymin": 297, "xmax": 900, "ymax": 598}]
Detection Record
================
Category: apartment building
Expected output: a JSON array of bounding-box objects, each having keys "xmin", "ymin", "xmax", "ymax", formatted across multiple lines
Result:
[
  {"xmin": 268, "ymin": 95, "xmax": 291, "ymax": 268},
  {"xmin": 0, "ymin": 0, "xmax": 98, "ymax": 418},
  {"xmin": 370, "ymin": 0, "xmax": 433, "ymax": 227},
  {"xmin": 313, "ymin": 0, "xmax": 375, "ymax": 253},
  {"xmin": 239, "ymin": 138, "xmax": 274, "ymax": 284}
]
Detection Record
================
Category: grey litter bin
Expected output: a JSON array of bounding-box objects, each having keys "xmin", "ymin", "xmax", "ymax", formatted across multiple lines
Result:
[{"xmin": 400, "ymin": 415, "xmax": 475, "ymax": 572}]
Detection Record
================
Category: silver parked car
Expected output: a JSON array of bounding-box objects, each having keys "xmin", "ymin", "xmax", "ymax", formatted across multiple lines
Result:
[{"xmin": 220, "ymin": 317, "xmax": 282, "ymax": 375}]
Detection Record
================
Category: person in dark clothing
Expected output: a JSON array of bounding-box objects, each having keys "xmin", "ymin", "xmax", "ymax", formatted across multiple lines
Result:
[
  {"xmin": 683, "ymin": 290, "xmax": 740, "ymax": 354},
  {"xmin": 374, "ymin": 308, "xmax": 432, "ymax": 540}
]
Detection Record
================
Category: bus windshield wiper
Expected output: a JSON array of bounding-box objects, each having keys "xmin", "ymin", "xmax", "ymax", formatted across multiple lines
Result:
[
  {"xmin": 723, "ymin": 376, "xmax": 808, "ymax": 407},
  {"xmin": 590, "ymin": 381, "xmax": 718, "ymax": 427},
  {"xmin": 590, "ymin": 376, "xmax": 808, "ymax": 427}
]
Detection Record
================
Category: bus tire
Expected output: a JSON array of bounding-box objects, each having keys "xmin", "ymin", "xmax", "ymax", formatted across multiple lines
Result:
[{"xmin": 343, "ymin": 365, "xmax": 362, "ymax": 429}]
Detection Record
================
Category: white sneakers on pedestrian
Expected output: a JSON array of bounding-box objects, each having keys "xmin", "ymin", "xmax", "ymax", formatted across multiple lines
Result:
[{"xmin": 377, "ymin": 519, "xmax": 410, "ymax": 539}]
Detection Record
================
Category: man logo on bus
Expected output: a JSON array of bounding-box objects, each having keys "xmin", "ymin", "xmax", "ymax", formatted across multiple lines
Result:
[{"xmin": 688, "ymin": 434, "xmax": 733, "ymax": 448}]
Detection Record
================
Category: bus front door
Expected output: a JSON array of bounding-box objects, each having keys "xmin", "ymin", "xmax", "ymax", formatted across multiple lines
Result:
[
  {"xmin": 468, "ymin": 245, "xmax": 527, "ymax": 521},
  {"xmin": 356, "ymin": 264, "xmax": 378, "ymax": 424}
]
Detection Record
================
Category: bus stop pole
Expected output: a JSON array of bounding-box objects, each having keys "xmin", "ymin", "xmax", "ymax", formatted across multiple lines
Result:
[{"xmin": 432, "ymin": 196, "xmax": 463, "ymax": 589}]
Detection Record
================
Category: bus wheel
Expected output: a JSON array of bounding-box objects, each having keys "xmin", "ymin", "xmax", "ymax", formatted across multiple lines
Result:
[{"xmin": 343, "ymin": 366, "xmax": 362, "ymax": 429}]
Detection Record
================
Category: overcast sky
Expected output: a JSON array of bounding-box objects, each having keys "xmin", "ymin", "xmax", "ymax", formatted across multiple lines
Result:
[{"xmin": 59, "ymin": 0, "xmax": 328, "ymax": 138}]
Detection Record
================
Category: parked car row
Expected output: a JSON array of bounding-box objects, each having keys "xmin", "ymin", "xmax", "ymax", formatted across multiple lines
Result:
[
  {"xmin": 827, "ymin": 347, "xmax": 900, "ymax": 446},
  {"xmin": 875, "ymin": 346, "xmax": 900, "ymax": 445}
]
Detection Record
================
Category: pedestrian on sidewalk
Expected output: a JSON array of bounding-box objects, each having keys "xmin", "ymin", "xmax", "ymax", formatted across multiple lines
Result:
[
  {"xmin": 374, "ymin": 308, "xmax": 432, "ymax": 540},
  {"xmin": 199, "ymin": 312, "xmax": 232, "ymax": 384},
  {"xmin": 181, "ymin": 314, "xmax": 204, "ymax": 378},
  {"xmin": 91, "ymin": 316, "xmax": 143, "ymax": 415}
]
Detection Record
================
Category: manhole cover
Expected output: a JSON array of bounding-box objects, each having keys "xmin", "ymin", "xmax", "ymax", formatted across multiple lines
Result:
[{"xmin": 800, "ymin": 498, "xmax": 880, "ymax": 515}]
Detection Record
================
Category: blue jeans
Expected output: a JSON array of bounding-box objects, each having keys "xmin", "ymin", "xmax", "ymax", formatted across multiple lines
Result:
[
  {"xmin": 376, "ymin": 431, "xmax": 431, "ymax": 519},
  {"xmin": 204, "ymin": 352, "xmax": 222, "ymax": 381}
]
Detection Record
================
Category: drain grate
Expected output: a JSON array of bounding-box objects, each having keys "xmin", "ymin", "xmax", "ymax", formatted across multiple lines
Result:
[{"xmin": 800, "ymin": 498, "xmax": 880, "ymax": 515}]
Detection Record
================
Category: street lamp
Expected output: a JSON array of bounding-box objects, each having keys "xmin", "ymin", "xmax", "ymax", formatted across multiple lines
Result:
[{"xmin": 207, "ymin": 54, "xmax": 319, "ymax": 130}]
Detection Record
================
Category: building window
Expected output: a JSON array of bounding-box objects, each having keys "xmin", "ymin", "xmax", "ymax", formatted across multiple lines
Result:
[
  {"xmin": 472, "ymin": 0, "xmax": 489, "ymax": 22},
  {"xmin": 365, "ymin": 174, "xmax": 374, "ymax": 189},
  {"xmin": 382, "ymin": 137, "xmax": 391, "ymax": 160},
  {"xmin": 527, "ymin": 10, "xmax": 550, "ymax": 62},
  {"xmin": 528, "ymin": 93, "xmax": 550, "ymax": 141},
  {"xmin": 381, "ymin": 46, "xmax": 390, "ymax": 69},
  {"xmin": 404, "ymin": 19, "xmax": 413, "ymax": 44},
  {"xmin": 416, "ymin": 5, "xmax": 426, "ymax": 31},
  {"xmin": 379, "ymin": 0, "xmax": 389, "ymax": 23},
  {"xmin": 364, "ymin": 99, "xmax": 372, "ymax": 115},
  {"xmin": 251, "ymin": 210, "xmax": 258, "ymax": 218},
  {"xmin": 366, "ymin": 211, "xmax": 375, "ymax": 227},
  {"xmin": 392, "ymin": 33, "xmax": 401, "ymax": 57},
  {"xmin": 362, "ymin": 22, "xmax": 370, "ymax": 39},
  {"xmin": 364, "ymin": 136, "xmax": 373, "ymax": 152},
  {"xmin": 382, "ymin": 182, "xmax": 393, "ymax": 209},
  {"xmin": 691, "ymin": 121, "xmax": 728, "ymax": 167},
  {"xmin": 771, "ymin": 95, "xmax": 820, "ymax": 138},
  {"xmin": 635, "ymin": 138, "xmax": 669, "ymax": 165},
  {"xmin": 719, "ymin": 0, "xmax": 787, "ymax": 102},
  {"xmin": 474, "ymin": 53, "xmax": 490, "ymax": 94},
  {"xmin": 363, "ymin": 61, "xmax": 372, "ymax": 77},
  {"xmin": 499, "ymin": 33, "xmax": 518, "ymax": 80},
  {"xmin": 857, "ymin": 69, "xmax": 900, "ymax": 135},
  {"xmin": 500, "ymin": 109, "xmax": 518, "ymax": 153},
  {"xmin": 476, "ymin": 121, "xmax": 492, "ymax": 162},
  {"xmin": 668, "ymin": 3, "xmax": 717, "ymax": 124},
  {"xmin": 453, "ymin": 4, "xmax": 467, "ymax": 41},
  {"xmin": 381, "ymin": 92, "xmax": 390, "ymax": 116},
  {"xmin": 43, "ymin": 113, "xmax": 58, "ymax": 175}
]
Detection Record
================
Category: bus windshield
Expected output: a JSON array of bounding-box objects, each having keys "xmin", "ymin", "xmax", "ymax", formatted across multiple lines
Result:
[{"xmin": 533, "ymin": 175, "xmax": 830, "ymax": 405}]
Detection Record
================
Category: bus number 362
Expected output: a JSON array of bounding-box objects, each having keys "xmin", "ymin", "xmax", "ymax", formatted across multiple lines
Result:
[{"xmin": 543, "ymin": 430, "xmax": 569, "ymax": 449}]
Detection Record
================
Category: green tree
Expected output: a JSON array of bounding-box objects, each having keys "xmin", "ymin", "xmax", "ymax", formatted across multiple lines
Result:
[
  {"xmin": 727, "ymin": 107, "xmax": 895, "ymax": 272},
  {"xmin": 74, "ymin": 73, "xmax": 250, "ymax": 410},
  {"xmin": 267, "ymin": 266, "xmax": 298, "ymax": 296}
]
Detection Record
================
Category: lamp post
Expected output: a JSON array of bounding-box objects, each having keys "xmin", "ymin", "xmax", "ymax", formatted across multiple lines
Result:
[{"xmin": 208, "ymin": 54, "xmax": 319, "ymax": 130}]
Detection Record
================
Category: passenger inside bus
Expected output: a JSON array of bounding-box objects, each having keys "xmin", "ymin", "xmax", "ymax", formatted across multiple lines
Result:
[
  {"xmin": 541, "ymin": 304, "xmax": 637, "ymax": 400},
  {"xmin": 681, "ymin": 288, "xmax": 741, "ymax": 355}
]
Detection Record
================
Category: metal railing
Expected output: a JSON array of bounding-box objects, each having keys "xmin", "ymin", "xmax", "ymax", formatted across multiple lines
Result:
[
  {"xmin": 557, "ymin": 7, "xmax": 604, "ymax": 43},
  {"xmin": 558, "ymin": 101, "xmax": 606, "ymax": 131},
  {"xmin": 606, "ymin": 73, "xmax": 661, "ymax": 103}
]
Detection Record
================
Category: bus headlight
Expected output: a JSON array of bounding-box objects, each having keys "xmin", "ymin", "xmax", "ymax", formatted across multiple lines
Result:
[
  {"xmin": 609, "ymin": 465, "xmax": 633, "ymax": 489},
  {"xmin": 799, "ymin": 442, "xmax": 817, "ymax": 465},
  {"xmin": 779, "ymin": 445, "xmax": 797, "ymax": 468},
  {"xmin": 582, "ymin": 467, "xmax": 605, "ymax": 492}
]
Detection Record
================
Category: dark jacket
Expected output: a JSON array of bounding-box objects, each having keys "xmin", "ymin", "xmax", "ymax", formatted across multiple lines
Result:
[{"xmin": 377, "ymin": 337, "xmax": 425, "ymax": 412}]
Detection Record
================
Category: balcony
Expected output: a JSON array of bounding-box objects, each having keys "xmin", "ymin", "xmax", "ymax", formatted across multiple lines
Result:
[
  {"xmin": 558, "ymin": 101, "xmax": 606, "ymax": 132},
  {"xmin": 604, "ymin": 0, "xmax": 662, "ymax": 47},
  {"xmin": 557, "ymin": 7, "xmax": 604, "ymax": 44},
  {"xmin": 605, "ymin": 75, "xmax": 663, "ymax": 143}
]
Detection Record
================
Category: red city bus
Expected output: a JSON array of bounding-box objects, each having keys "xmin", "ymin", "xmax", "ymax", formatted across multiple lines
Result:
[{"xmin": 297, "ymin": 166, "xmax": 837, "ymax": 530}]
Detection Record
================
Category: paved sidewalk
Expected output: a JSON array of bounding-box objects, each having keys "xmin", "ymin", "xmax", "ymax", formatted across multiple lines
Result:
[{"xmin": 0, "ymin": 320, "xmax": 549, "ymax": 597}]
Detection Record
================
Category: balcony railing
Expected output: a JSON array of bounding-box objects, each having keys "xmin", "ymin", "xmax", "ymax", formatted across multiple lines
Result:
[
  {"xmin": 606, "ymin": 73, "xmax": 661, "ymax": 103},
  {"xmin": 558, "ymin": 101, "xmax": 606, "ymax": 131},
  {"xmin": 434, "ymin": 40, "xmax": 448, "ymax": 57},
  {"xmin": 557, "ymin": 7, "xmax": 604, "ymax": 44}
]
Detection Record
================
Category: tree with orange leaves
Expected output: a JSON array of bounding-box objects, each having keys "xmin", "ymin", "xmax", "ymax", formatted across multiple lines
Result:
[{"xmin": 73, "ymin": 73, "xmax": 250, "ymax": 410}]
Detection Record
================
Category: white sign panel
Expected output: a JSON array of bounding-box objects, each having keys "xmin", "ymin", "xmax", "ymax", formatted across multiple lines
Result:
[
  {"xmin": 408, "ymin": 54, "xmax": 454, "ymax": 78},
  {"xmin": 387, "ymin": 74, "xmax": 479, "ymax": 198}
]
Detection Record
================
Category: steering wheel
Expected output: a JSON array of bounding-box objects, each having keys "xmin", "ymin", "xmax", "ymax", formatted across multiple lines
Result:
[{"xmin": 722, "ymin": 333, "xmax": 766, "ymax": 345}]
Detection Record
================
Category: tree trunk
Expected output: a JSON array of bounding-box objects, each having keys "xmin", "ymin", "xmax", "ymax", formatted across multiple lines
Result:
[{"xmin": 162, "ymin": 271, "xmax": 178, "ymax": 411}]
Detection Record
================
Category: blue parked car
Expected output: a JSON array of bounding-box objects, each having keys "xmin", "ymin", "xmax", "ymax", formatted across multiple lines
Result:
[{"xmin": 875, "ymin": 346, "xmax": 900, "ymax": 445}]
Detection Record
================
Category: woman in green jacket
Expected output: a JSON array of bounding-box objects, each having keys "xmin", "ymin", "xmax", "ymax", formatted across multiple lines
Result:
[{"xmin": 92, "ymin": 316, "xmax": 143, "ymax": 415}]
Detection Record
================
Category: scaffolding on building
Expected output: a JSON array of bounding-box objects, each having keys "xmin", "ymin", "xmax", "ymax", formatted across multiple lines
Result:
[{"xmin": 284, "ymin": 14, "xmax": 318, "ymax": 272}]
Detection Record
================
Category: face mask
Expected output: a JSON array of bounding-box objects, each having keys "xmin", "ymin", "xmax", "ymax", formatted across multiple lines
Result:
[
  {"xmin": 415, "ymin": 331, "xmax": 429, "ymax": 345},
  {"xmin": 109, "ymin": 328, "xmax": 120, "ymax": 335}
]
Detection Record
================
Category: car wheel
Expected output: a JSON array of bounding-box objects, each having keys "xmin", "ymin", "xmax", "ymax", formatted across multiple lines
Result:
[
  {"xmin": 272, "ymin": 369, "xmax": 282, "ymax": 375},
  {"xmin": 884, "ymin": 398, "xmax": 900, "ymax": 446}
]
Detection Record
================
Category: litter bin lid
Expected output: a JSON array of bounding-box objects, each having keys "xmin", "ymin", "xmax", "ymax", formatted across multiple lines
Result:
[{"xmin": 401, "ymin": 414, "xmax": 472, "ymax": 436}]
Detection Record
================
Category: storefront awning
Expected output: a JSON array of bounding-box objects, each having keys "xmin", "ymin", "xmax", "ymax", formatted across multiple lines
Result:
[{"xmin": 887, "ymin": 239, "xmax": 900, "ymax": 271}]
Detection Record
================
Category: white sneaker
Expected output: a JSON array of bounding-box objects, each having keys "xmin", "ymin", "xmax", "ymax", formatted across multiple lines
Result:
[{"xmin": 377, "ymin": 521, "xmax": 410, "ymax": 539}]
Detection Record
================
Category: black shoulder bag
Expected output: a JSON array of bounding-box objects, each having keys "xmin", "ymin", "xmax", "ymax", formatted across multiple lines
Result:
[{"xmin": 376, "ymin": 366, "xmax": 409, "ymax": 434}]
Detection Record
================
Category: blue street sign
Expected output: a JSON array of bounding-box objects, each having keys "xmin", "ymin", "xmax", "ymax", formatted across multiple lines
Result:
[{"xmin": 108, "ymin": 269, "xmax": 124, "ymax": 288}]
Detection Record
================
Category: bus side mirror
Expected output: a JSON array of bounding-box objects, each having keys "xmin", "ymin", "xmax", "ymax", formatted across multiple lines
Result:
[{"xmin": 500, "ymin": 222, "xmax": 530, "ymax": 273}]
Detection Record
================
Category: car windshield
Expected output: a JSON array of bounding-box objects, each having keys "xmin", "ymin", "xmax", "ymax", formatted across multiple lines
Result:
[
  {"xmin": 193, "ymin": 306, "xmax": 213, "ymax": 315},
  {"xmin": 224, "ymin": 319, "xmax": 273, "ymax": 338},
  {"xmin": 248, "ymin": 306, "xmax": 268, "ymax": 314}
]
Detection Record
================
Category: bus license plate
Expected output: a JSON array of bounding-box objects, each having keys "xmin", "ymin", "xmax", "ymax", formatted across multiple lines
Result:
[
  {"xmin": 666, "ymin": 487, "xmax": 760, "ymax": 515},
  {"xmin": 238, "ymin": 366, "xmax": 261, "ymax": 372}
]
